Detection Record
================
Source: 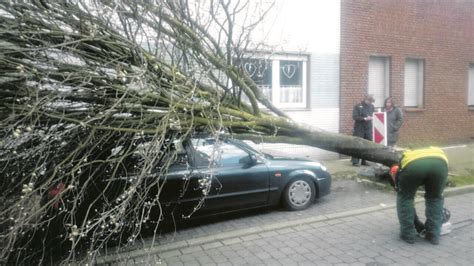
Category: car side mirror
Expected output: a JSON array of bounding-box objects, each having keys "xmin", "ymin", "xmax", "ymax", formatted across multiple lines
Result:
[
  {"xmin": 173, "ymin": 139, "xmax": 186, "ymax": 155},
  {"xmin": 240, "ymin": 154, "xmax": 258, "ymax": 166},
  {"xmin": 250, "ymin": 154, "xmax": 258, "ymax": 164}
]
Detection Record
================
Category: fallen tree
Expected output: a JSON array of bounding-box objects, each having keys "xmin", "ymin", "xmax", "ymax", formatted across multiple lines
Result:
[{"xmin": 0, "ymin": 0, "xmax": 400, "ymax": 264}]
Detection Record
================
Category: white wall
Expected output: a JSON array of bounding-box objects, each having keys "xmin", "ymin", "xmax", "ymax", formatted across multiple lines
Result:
[{"xmin": 250, "ymin": 1, "xmax": 341, "ymax": 160}]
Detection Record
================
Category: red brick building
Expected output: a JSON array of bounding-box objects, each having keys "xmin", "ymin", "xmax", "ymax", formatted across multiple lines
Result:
[{"xmin": 340, "ymin": 0, "xmax": 474, "ymax": 145}]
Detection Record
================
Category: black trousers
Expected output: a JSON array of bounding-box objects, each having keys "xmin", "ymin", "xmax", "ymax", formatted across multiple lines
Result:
[{"xmin": 351, "ymin": 129, "xmax": 372, "ymax": 165}]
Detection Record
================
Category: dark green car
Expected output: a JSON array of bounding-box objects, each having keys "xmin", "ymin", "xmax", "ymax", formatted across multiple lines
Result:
[
  {"xmin": 156, "ymin": 137, "xmax": 332, "ymax": 218},
  {"xmin": 27, "ymin": 137, "xmax": 331, "ymax": 263}
]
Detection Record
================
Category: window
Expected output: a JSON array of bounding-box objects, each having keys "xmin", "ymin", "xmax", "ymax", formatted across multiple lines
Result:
[
  {"xmin": 191, "ymin": 139, "xmax": 249, "ymax": 167},
  {"xmin": 404, "ymin": 58, "xmax": 424, "ymax": 108},
  {"xmin": 368, "ymin": 56, "xmax": 390, "ymax": 108},
  {"xmin": 242, "ymin": 58, "xmax": 272, "ymax": 100},
  {"xmin": 279, "ymin": 60, "xmax": 304, "ymax": 104},
  {"xmin": 242, "ymin": 54, "xmax": 308, "ymax": 109},
  {"xmin": 469, "ymin": 64, "xmax": 474, "ymax": 106}
]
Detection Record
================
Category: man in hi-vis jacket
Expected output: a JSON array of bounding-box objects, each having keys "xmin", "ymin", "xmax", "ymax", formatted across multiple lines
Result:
[{"xmin": 391, "ymin": 147, "xmax": 448, "ymax": 245}]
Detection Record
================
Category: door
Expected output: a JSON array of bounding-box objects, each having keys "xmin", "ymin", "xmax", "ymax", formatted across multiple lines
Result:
[{"xmin": 189, "ymin": 138, "xmax": 270, "ymax": 214}]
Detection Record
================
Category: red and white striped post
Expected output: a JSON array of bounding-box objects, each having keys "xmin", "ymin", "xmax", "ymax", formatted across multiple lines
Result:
[{"xmin": 372, "ymin": 111, "xmax": 387, "ymax": 146}]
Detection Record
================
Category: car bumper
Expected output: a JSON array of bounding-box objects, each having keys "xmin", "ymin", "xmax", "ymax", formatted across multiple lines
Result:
[{"xmin": 316, "ymin": 172, "xmax": 331, "ymax": 198}]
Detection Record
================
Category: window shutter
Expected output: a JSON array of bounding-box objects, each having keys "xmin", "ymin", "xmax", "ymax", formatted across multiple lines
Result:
[
  {"xmin": 404, "ymin": 59, "xmax": 419, "ymax": 107},
  {"xmin": 469, "ymin": 64, "xmax": 474, "ymax": 106},
  {"xmin": 368, "ymin": 57, "xmax": 388, "ymax": 108}
]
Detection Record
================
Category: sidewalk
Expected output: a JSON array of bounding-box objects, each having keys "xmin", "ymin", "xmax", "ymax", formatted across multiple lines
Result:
[
  {"xmin": 98, "ymin": 192, "xmax": 474, "ymax": 265},
  {"xmin": 321, "ymin": 142, "xmax": 474, "ymax": 178}
]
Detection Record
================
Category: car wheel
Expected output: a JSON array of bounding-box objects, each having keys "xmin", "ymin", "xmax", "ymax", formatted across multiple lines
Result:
[{"xmin": 283, "ymin": 176, "xmax": 315, "ymax": 211}]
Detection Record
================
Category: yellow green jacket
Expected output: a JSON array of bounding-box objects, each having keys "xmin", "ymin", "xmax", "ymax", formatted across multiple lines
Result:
[{"xmin": 400, "ymin": 147, "xmax": 448, "ymax": 169}]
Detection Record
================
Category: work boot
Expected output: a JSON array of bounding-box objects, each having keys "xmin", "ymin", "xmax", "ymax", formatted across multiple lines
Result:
[
  {"xmin": 400, "ymin": 235, "xmax": 415, "ymax": 244},
  {"xmin": 414, "ymin": 216, "xmax": 425, "ymax": 235},
  {"xmin": 426, "ymin": 233, "xmax": 439, "ymax": 245}
]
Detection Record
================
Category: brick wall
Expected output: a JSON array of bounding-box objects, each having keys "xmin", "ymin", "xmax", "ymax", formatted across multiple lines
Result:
[{"xmin": 340, "ymin": 0, "xmax": 474, "ymax": 145}]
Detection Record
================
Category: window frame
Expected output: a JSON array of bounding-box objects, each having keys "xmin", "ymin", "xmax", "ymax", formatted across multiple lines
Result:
[{"xmin": 242, "ymin": 52, "xmax": 309, "ymax": 109}]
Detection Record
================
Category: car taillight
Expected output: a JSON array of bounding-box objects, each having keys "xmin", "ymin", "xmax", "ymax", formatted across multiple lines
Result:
[{"xmin": 48, "ymin": 182, "xmax": 65, "ymax": 209}]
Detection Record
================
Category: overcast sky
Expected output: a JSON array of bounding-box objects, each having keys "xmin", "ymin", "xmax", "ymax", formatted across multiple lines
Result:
[{"xmin": 253, "ymin": 0, "xmax": 340, "ymax": 54}]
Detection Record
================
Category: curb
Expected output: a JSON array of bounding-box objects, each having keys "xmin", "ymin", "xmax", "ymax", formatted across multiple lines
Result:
[
  {"xmin": 357, "ymin": 177, "xmax": 474, "ymax": 197},
  {"xmin": 443, "ymin": 184, "xmax": 474, "ymax": 197},
  {"xmin": 95, "ymin": 186, "xmax": 474, "ymax": 264}
]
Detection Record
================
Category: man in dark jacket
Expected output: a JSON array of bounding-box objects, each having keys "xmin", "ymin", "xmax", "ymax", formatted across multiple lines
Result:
[{"xmin": 351, "ymin": 94, "xmax": 375, "ymax": 166}]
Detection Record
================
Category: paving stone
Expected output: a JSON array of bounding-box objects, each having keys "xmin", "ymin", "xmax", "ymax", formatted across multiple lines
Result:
[
  {"xmin": 258, "ymin": 231, "xmax": 279, "ymax": 238},
  {"xmin": 302, "ymin": 252, "xmax": 321, "ymax": 261},
  {"xmin": 325, "ymin": 255, "xmax": 343, "ymax": 264},
  {"xmin": 294, "ymin": 224, "xmax": 313, "ymax": 231},
  {"xmin": 287, "ymin": 253, "xmax": 307, "ymax": 262},
  {"xmin": 276, "ymin": 227, "xmax": 296, "ymax": 235},
  {"xmin": 347, "ymin": 263, "xmax": 365, "ymax": 266},
  {"xmin": 327, "ymin": 247, "xmax": 345, "ymax": 256},
  {"xmin": 100, "ymin": 188, "xmax": 473, "ymax": 266},
  {"xmin": 220, "ymin": 250, "xmax": 240, "ymax": 259},
  {"xmin": 312, "ymin": 249, "xmax": 330, "ymax": 257},
  {"xmin": 357, "ymin": 256, "xmax": 373, "ymax": 264},
  {"xmin": 204, "ymin": 249, "xmax": 221, "ymax": 257},
  {"xmin": 224, "ymin": 257, "xmax": 244, "ymax": 264},
  {"xmin": 277, "ymin": 257, "xmax": 299, "ymax": 266},
  {"xmin": 158, "ymin": 250, "xmax": 181, "ymax": 259},
  {"xmin": 374, "ymin": 255, "xmax": 395, "ymax": 264},
  {"xmin": 337, "ymin": 254, "xmax": 358, "ymax": 264},
  {"xmin": 179, "ymin": 246, "xmax": 202, "ymax": 255},
  {"xmin": 221, "ymin": 237, "xmax": 242, "ymax": 246},
  {"xmin": 210, "ymin": 254, "xmax": 228, "ymax": 263},
  {"xmin": 162, "ymin": 258, "xmax": 183, "ymax": 266},
  {"xmin": 278, "ymin": 247, "xmax": 296, "ymax": 255},
  {"xmin": 196, "ymin": 256, "xmax": 214, "ymax": 265},
  {"xmin": 240, "ymin": 234, "xmax": 261, "ymax": 241},
  {"xmin": 261, "ymin": 258, "xmax": 283, "ymax": 265},
  {"xmin": 181, "ymin": 262, "xmax": 199, "ymax": 266},
  {"xmin": 240, "ymin": 241, "xmax": 256, "ymax": 248},
  {"xmin": 201, "ymin": 242, "xmax": 223, "ymax": 250},
  {"xmin": 269, "ymin": 250, "xmax": 287, "ymax": 259},
  {"xmin": 255, "ymin": 251, "xmax": 272, "ymax": 260},
  {"xmin": 215, "ymin": 245, "xmax": 232, "ymax": 252},
  {"xmin": 177, "ymin": 254, "xmax": 196, "ymax": 263}
]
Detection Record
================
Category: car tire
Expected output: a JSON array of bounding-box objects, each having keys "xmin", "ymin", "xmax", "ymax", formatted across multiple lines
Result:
[{"xmin": 283, "ymin": 176, "xmax": 315, "ymax": 211}]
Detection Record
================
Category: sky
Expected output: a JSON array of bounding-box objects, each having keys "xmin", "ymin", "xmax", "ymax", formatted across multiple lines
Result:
[{"xmin": 253, "ymin": 0, "xmax": 341, "ymax": 54}]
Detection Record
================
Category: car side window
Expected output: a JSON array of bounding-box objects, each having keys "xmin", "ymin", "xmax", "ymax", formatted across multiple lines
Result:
[
  {"xmin": 219, "ymin": 143, "xmax": 249, "ymax": 167},
  {"xmin": 191, "ymin": 139, "xmax": 249, "ymax": 168}
]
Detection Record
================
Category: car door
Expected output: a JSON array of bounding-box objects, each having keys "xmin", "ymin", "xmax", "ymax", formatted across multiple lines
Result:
[{"xmin": 189, "ymin": 138, "xmax": 270, "ymax": 214}]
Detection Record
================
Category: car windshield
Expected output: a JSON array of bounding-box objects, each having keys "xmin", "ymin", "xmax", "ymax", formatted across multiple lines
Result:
[
  {"xmin": 190, "ymin": 138, "xmax": 250, "ymax": 167},
  {"xmin": 230, "ymin": 139, "xmax": 273, "ymax": 159}
]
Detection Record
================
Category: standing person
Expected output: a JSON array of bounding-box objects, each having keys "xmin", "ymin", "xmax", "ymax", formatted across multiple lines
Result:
[
  {"xmin": 351, "ymin": 94, "xmax": 375, "ymax": 166},
  {"xmin": 392, "ymin": 147, "xmax": 448, "ymax": 245},
  {"xmin": 383, "ymin": 97, "xmax": 403, "ymax": 147}
]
